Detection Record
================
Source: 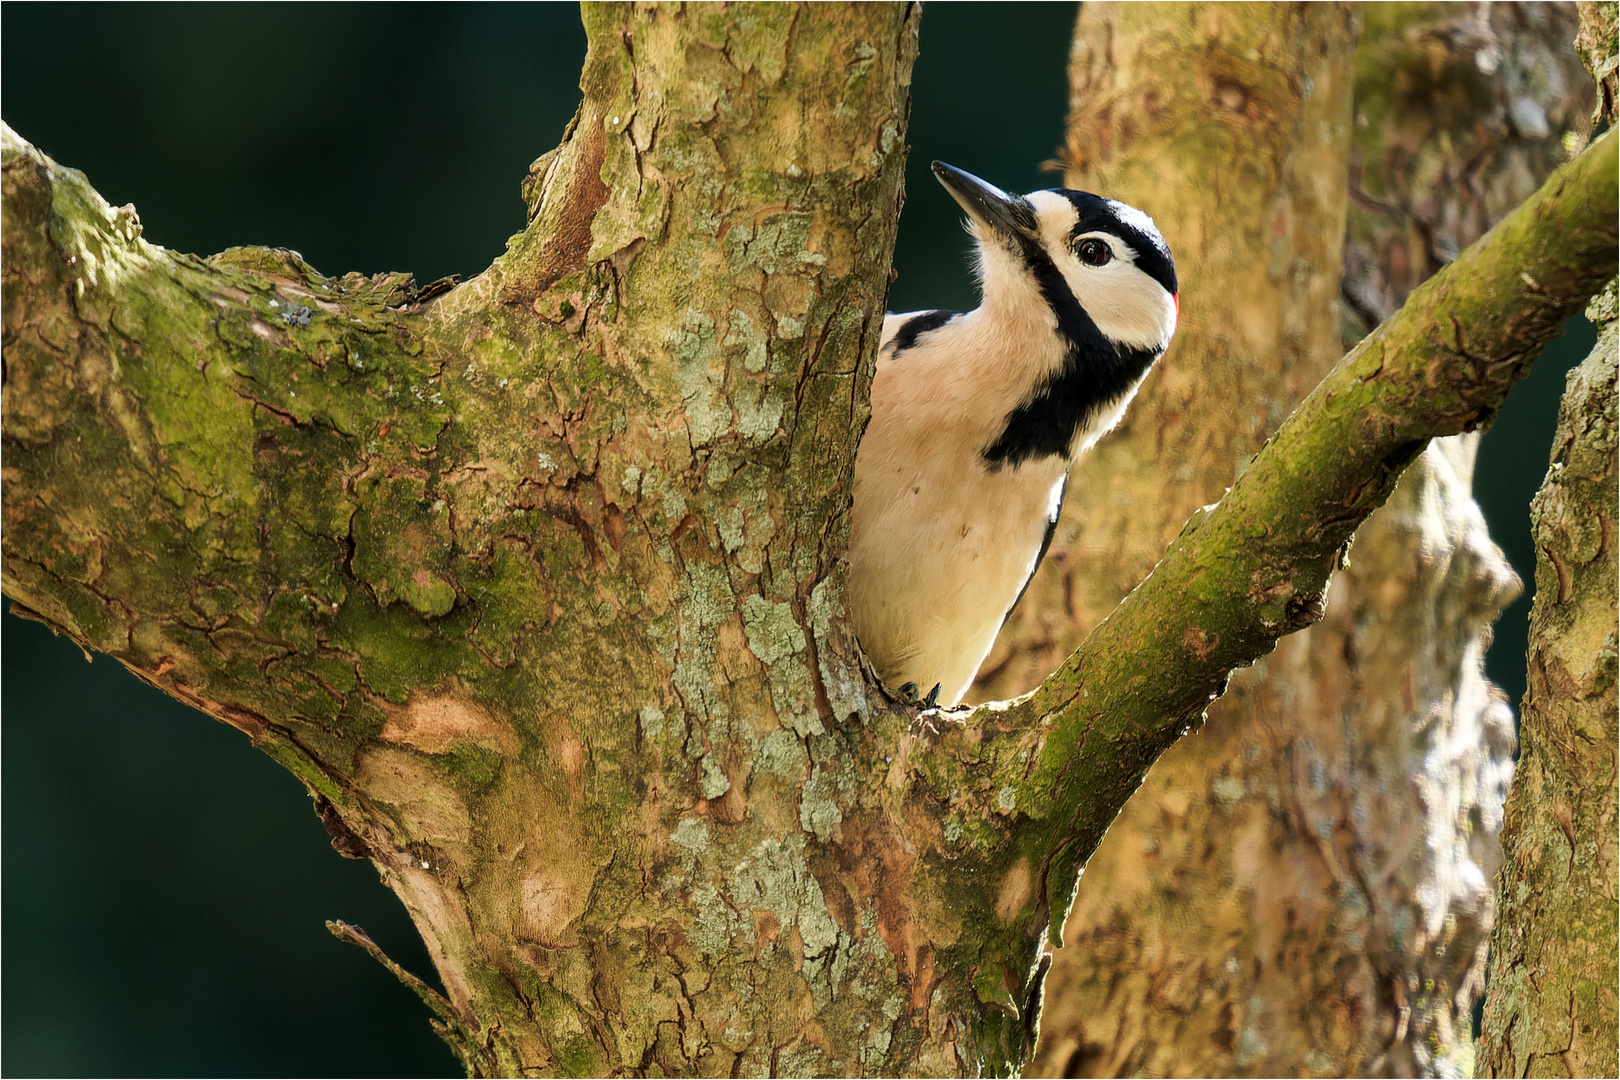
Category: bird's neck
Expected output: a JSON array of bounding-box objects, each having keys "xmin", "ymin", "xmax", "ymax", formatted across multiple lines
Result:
[
  {"xmin": 966, "ymin": 269, "xmax": 1163, "ymax": 472},
  {"xmin": 974, "ymin": 243, "xmax": 1066, "ymax": 343}
]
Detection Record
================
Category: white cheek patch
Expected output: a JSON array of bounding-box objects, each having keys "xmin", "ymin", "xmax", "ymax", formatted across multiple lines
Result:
[
  {"xmin": 1025, "ymin": 194, "xmax": 1175, "ymax": 351},
  {"xmin": 1055, "ymin": 246, "xmax": 1176, "ymax": 350}
]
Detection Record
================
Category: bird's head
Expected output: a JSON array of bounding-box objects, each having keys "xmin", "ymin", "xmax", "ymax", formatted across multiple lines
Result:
[{"xmin": 932, "ymin": 160, "xmax": 1178, "ymax": 353}]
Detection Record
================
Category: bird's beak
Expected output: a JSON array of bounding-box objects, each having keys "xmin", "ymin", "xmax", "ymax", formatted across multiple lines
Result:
[{"xmin": 932, "ymin": 161, "xmax": 1036, "ymax": 239}]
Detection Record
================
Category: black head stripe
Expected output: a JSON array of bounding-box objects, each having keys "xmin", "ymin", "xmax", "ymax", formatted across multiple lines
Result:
[
  {"xmin": 1054, "ymin": 189, "xmax": 1178, "ymax": 298},
  {"xmin": 981, "ymin": 229, "xmax": 1163, "ymax": 470},
  {"xmin": 889, "ymin": 309, "xmax": 957, "ymax": 355}
]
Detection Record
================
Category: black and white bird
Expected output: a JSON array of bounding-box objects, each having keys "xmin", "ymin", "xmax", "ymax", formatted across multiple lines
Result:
[{"xmin": 850, "ymin": 162, "xmax": 1178, "ymax": 708}]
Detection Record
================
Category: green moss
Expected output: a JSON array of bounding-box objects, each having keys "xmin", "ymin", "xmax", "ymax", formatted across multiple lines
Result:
[
  {"xmin": 260, "ymin": 737, "xmax": 343, "ymax": 801},
  {"xmin": 48, "ymin": 576, "xmax": 127, "ymax": 652},
  {"xmin": 442, "ymin": 743, "xmax": 502, "ymax": 788},
  {"xmin": 333, "ymin": 600, "xmax": 477, "ymax": 705},
  {"xmin": 574, "ymin": 349, "xmax": 609, "ymax": 390},
  {"xmin": 461, "ymin": 540, "xmax": 549, "ymax": 666},
  {"xmin": 351, "ymin": 474, "xmax": 460, "ymax": 617},
  {"xmin": 554, "ymin": 1036, "xmax": 606, "ymax": 1079}
]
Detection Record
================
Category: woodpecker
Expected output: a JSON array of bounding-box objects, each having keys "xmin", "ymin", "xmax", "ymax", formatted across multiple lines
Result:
[{"xmin": 850, "ymin": 162, "xmax": 1178, "ymax": 708}]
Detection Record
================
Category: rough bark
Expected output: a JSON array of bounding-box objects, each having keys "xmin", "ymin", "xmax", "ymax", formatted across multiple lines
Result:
[
  {"xmin": 1477, "ymin": 278, "xmax": 1618, "ymax": 1080},
  {"xmin": 4, "ymin": 5, "xmax": 928, "ymax": 1073},
  {"xmin": 996, "ymin": 4, "xmax": 1593, "ymax": 1077},
  {"xmin": 2, "ymin": 3, "xmax": 1615, "ymax": 1076},
  {"xmin": 1478, "ymin": 6, "xmax": 1618, "ymax": 1075},
  {"xmin": 1574, "ymin": 1, "xmax": 1619, "ymax": 129}
]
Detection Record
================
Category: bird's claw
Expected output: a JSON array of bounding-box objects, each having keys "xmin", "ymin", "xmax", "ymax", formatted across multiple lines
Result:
[{"xmin": 894, "ymin": 681, "xmax": 943, "ymax": 711}]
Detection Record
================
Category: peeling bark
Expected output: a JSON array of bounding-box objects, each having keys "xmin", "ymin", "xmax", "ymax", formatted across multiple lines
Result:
[
  {"xmin": 1477, "ymin": 279, "xmax": 1618, "ymax": 1080},
  {"xmin": 1478, "ymin": 6, "xmax": 1618, "ymax": 1075},
  {"xmin": 4, "ymin": 5, "xmax": 932, "ymax": 1073},
  {"xmin": 1, "ymin": 3, "xmax": 1614, "ymax": 1076}
]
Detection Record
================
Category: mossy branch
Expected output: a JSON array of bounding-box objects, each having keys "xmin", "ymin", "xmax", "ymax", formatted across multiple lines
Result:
[
  {"xmin": 921, "ymin": 128, "xmax": 1618, "ymax": 945},
  {"xmin": 1, "ymin": 119, "xmax": 461, "ymax": 785}
]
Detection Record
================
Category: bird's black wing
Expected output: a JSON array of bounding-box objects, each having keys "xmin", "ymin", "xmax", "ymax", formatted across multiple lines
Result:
[
  {"xmin": 1002, "ymin": 471, "xmax": 1068, "ymax": 627},
  {"xmin": 887, "ymin": 309, "xmax": 957, "ymax": 355}
]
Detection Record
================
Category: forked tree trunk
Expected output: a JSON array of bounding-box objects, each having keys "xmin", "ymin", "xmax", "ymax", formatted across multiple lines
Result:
[
  {"xmin": 2, "ymin": 3, "xmax": 1613, "ymax": 1076},
  {"xmin": 4, "ymin": 6, "xmax": 933, "ymax": 1072},
  {"xmin": 1478, "ymin": 5, "xmax": 1618, "ymax": 1073},
  {"xmin": 1002, "ymin": 4, "xmax": 1592, "ymax": 1076}
]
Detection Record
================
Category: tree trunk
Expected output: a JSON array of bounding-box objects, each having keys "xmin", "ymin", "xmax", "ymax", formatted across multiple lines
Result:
[
  {"xmin": 3, "ymin": 5, "xmax": 931, "ymax": 1072},
  {"xmin": 1007, "ymin": 4, "xmax": 1592, "ymax": 1077},
  {"xmin": 2, "ymin": 3, "xmax": 1613, "ymax": 1076},
  {"xmin": 1478, "ymin": 5, "xmax": 1618, "ymax": 1074},
  {"xmin": 1476, "ymin": 278, "xmax": 1617, "ymax": 1080}
]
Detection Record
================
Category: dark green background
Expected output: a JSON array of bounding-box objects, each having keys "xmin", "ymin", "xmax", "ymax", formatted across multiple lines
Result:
[{"xmin": 1, "ymin": 3, "xmax": 1591, "ymax": 1074}]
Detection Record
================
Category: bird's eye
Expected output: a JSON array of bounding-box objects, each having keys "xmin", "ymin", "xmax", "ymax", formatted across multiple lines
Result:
[{"xmin": 1077, "ymin": 238, "xmax": 1113, "ymax": 266}]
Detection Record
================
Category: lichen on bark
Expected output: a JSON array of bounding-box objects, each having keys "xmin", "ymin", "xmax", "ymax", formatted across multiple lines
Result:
[
  {"xmin": 1477, "ymin": 280, "xmax": 1618, "ymax": 1078},
  {"xmin": 4, "ymin": 4, "xmax": 932, "ymax": 1072},
  {"xmin": 1477, "ymin": 8, "xmax": 1619, "ymax": 1072}
]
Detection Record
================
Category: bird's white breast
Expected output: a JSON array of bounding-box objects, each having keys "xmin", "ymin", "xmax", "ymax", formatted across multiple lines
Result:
[
  {"xmin": 850, "ymin": 310, "xmax": 1080, "ymax": 705},
  {"xmin": 849, "ymin": 178, "xmax": 1174, "ymax": 707}
]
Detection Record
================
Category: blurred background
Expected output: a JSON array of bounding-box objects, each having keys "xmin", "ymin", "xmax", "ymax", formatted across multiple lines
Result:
[{"xmin": 0, "ymin": 3, "xmax": 1593, "ymax": 1073}]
